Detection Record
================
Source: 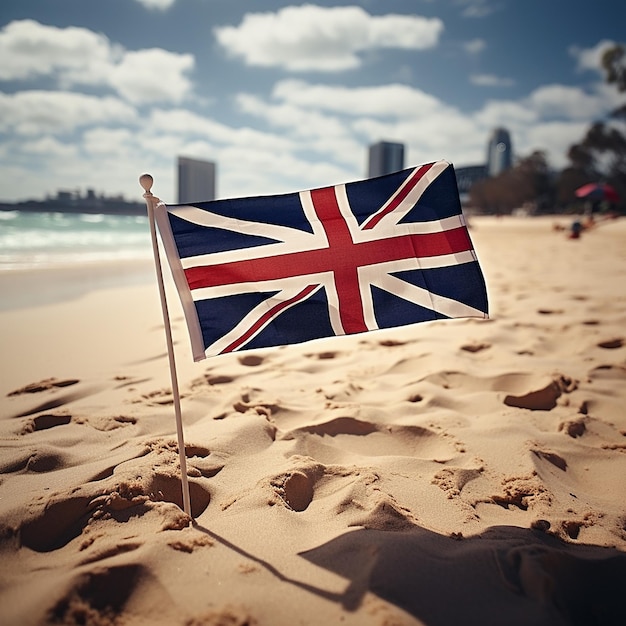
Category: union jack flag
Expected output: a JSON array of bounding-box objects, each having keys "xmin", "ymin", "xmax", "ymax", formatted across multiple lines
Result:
[{"xmin": 155, "ymin": 160, "xmax": 488, "ymax": 360}]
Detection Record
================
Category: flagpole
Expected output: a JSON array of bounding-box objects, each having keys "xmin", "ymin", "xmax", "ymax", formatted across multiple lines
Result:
[{"xmin": 139, "ymin": 173, "xmax": 192, "ymax": 518}]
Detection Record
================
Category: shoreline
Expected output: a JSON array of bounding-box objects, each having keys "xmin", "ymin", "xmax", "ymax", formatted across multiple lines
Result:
[{"xmin": 0, "ymin": 259, "xmax": 156, "ymax": 312}]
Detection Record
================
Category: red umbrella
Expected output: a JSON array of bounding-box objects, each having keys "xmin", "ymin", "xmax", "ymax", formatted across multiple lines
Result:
[{"xmin": 575, "ymin": 182, "xmax": 620, "ymax": 203}]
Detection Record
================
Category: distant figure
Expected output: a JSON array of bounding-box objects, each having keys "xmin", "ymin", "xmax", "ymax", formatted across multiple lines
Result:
[{"xmin": 569, "ymin": 220, "xmax": 583, "ymax": 239}]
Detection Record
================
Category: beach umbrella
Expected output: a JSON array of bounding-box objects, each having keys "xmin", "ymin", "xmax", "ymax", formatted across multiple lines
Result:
[{"xmin": 575, "ymin": 182, "xmax": 620, "ymax": 203}]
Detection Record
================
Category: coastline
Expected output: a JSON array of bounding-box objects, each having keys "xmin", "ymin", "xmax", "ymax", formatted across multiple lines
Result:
[
  {"xmin": 0, "ymin": 200, "xmax": 147, "ymax": 217},
  {"xmin": 0, "ymin": 259, "xmax": 155, "ymax": 312}
]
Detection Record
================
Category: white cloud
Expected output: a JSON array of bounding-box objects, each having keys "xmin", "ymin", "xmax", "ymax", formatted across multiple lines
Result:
[
  {"xmin": 236, "ymin": 75, "xmax": 620, "ymax": 179},
  {"xmin": 148, "ymin": 108, "xmax": 296, "ymax": 153},
  {"xmin": 134, "ymin": 0, "xmax": 176, "ymax": 10},
  {"xmin": 570, "ymin": 39, "xmax": 617, "ymax": 73},
  {"xmin": 475, "ymin": 99, "xmax": 538, "ymax": 127},
  {"xmin": 0, "ymin": 19, "xmax": 115, "ymax": 81},
  {"xmin": 134, "ymin": 108, "xmax": 356, "ymax": 199},
  {"xmin": 470, "ymin": 74, "xmax": 515, "ymax": 87},
  {"xmin": 526, "ymin": 84, "xmax": 612, "ymax": 121},
  {"xmin": 0, "ymin": 20, "xmax": 194, "ymax": 104},
  {"xmin": 524, "ymin": 121, "xmax": 590, "ymax": 169},
  {"xmin": 471, "ymin": 78, "xmax": 623, "ymax": 167},
  {"xmin": 19, "ymin": 136, "xmax": 79, "ymax": 159},
  {"xmin": 82, "ymin": 127, "xmax": 137, "ymax": 156},
  {"xmin": 463, "ymin": 38, "xmax": 486, "ymax": 55},
  {"xmin": 456, "ymin": 0, "xmax": 496, "ymax": 18},
  {"xmin": 237, "ymin": 93, "xmax": 352, "ymax": 139},
  {"xmin": 272, "ymin": 80, "xmax": 444, "ymax": 118},
  {"xmin": 214, "ymin": 5, "xmax": 443, "ymax": 71},
  {"xmin": 238, "ymin": 79, "xmax": 486, "ymax": 169},
  {"xmin": 0, "ymin": 91, "xmax": 137, "ymax": 135},
  {"xmin": 236, "ymin": 93, "xmax": 363, "ymax": 167},
  {"xmin": 107, "ymin": 49, "xmax": 194, "ymax": 104}
]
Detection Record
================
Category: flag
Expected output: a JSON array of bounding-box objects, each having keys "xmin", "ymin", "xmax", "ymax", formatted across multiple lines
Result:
[{"xmin": 155, "ymin": 160, "xmax": 488, "ymax": 361}]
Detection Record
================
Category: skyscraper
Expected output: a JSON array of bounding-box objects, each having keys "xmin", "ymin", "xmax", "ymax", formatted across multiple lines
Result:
[
  {"xmin": 177, "ymin": 156, "xmax": 216, "ymax": 203},
  {"xmin": 368, "ymin": 141, "xmax": 405, "ymax": 178},
  {"xmin": 486, "ymin": 128, "xmax": 513, "ymax": 177}
]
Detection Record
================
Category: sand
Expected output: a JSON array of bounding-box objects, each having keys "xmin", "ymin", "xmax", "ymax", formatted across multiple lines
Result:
[{"xmin": 1, "ymin": 216, "xmax": 625, "ymax": 626}]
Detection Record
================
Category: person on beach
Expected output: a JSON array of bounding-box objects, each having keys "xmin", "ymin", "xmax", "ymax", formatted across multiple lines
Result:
[{"xmin": 569, "ymin": 219, "xmax": 583, "ymax": 239}]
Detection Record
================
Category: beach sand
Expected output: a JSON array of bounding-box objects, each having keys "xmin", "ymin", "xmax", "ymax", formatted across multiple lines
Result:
[{"xmin": 1, "ymin": 216, "xmax": 625, "ymax": 625}]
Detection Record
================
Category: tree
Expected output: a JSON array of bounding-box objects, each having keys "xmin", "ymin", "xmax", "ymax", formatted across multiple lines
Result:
[
  {"xmin": 557, "ymin": 43, "xmax": 626, "ymax": 211},
  {"xmin": 469, "ymin": 151, "xmax": 553, "ymax": 214},
  {"xmin": 602, "ymin": 44, "xmax": 626, "ymax": 93}
]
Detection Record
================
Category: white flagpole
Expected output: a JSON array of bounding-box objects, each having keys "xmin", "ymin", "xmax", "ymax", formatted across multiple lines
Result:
[{"xmin": 140, "ymin": 173, "xmax": 192, "ymax": 518}]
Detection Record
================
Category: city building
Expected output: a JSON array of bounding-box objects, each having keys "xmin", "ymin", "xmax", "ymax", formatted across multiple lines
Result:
[
  {"xmin": 486, "ymin": 127, "xmax": 513, "ymax": 177},
  {"xmin": 177, "ymin": 156, "xmax": 216, "ymax": 203},
  {"xmin": 368, "ymin": 141, "xmax": 405, "ymax": 178},
  {"xmin": 455, "ymin": 165, "xmax": 488, "ymax": 195}
]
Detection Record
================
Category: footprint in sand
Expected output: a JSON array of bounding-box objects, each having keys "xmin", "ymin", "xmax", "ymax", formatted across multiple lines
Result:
[
  {"xmin": 238, "ymin": 354, "xmax": 264, "ymax": 366},
  {"xmin": 50, "ymin": 564, "xmax": 145, "ymax": 623},
  {"xmin": 7, "ymin": 378, "xmax": 79, "ymax": 396},
  {"xmin": 561, "ymin": 519, "xmax": 584, "ymax": 540},
  {"xmin": 20, "ymin": 479, "xmax": 211, "ymax": 552},
  {"xmin": 268, "ymin": 462, "xmax": 418, "ymax": 532},
  {"xmin": 299, "ymin": 417, "xmax": 378, "ymax": 437},
  {"xmin": 315, "ymin": 351, "xmax": 340, "ymax": 359},
  {"xmin": 503, "ymin": 375, "xmax": 576, "ymax": 411},
  {"xmin": 9, "ymin": 381, "xmax": 102, "ymax": 419},
  {"xmin": 20, "ymin": 493, "xmax": 101, "ymax": 552},
  {"xmin": 481, "ymin": 474, "xmax": 550, "ymax": 512},
  {"xmin": 285, "ymin": 416, "xmax": 457, "ymax": 463},
  {"xmin": 597, "ymin": 338, "xmax": 624, "ymax": 349},
  {"xmin": 272, "ymin": 470, "xmax": 318, "ymax": 512},
  {"xmin": 421, "ymin": 371, "xmax": 577, "ymax": 411},
  {"xmin": 559, "ymin": 418, "xmax": 586, "ymax": 438},
  {"xmin": 19, "ymin": 461, "xmax": 212, "ymax": 552},
  {"xmin": 22, "ymin": 413, "xmax": 72, "ymax": 433},
  {"xmin": 140, "ymin": 389, "xmax": 175, "ymax": 406},
  {"xmin": 532, "ymin": 449, "xmax": 568, "ymax": 472},
  {"xmin": 0, "ymin": 448, "xmax": 65, "ymax": 474},
  {"xmin": 503, "ymin": 382, "xmax": 563, "ymax": 411},
  {"xmin": 460, "ymin": 342, "xmax": 491, "ymax": 353},
  {"xmin": 588, "ymin": 364, "xmax": 626, "ymax": 380},
  {"xmin": 204, "ymin": 374, "xmax": 234, "ymax": 385},
  {"xmin": 378, "ymin": 339, "xmax": 406, "ymax": 347},
  {"xmin": 432, "ymin": 467, "xmax": 484, "ymax": 499}
]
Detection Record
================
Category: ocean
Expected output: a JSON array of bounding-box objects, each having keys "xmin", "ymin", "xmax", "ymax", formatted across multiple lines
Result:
[
  {"xmin": 0, "ymin": 210, "xmax": 158, "ymax": 310},
  {"xmin": 0, "ymin": 210, "xmax": 153, "ymax": 271}
]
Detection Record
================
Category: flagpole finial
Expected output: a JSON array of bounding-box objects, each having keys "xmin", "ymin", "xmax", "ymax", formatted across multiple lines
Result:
[{"xmin": 139, "ymin": 173, "xmax": 154, "ymax": 194}]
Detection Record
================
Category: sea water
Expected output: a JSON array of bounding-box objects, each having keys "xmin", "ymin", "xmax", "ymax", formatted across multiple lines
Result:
[{"xmin": 0, "ymin": 210, "xmax": 152, "ymax": 270}]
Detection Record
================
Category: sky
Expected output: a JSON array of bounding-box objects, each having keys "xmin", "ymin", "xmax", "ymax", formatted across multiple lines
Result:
[{"xmin": 0, "ymin": 0, "xmax": 624, "ymax": 203}]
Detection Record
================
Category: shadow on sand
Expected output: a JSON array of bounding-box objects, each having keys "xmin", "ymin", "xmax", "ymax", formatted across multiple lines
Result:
[
  {"xmin": 300, "ymin": 524, "xmax": 626, "ymax": 626},
  {"xmin": 196, "ymin": 521, "xmax": 625, "ymax": 626}
]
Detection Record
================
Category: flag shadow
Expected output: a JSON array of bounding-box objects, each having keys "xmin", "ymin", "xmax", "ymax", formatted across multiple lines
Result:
[
  {"xmin": 194, "ymin": 521, "xmax": 626, "ymax": 625},
  {"xmin": 300, "ymin": 524, "xmax": 626, "ymax": 626},
  {"xmin": 191, "ymin": 522, "xmax": 362, "ymax": 609}
]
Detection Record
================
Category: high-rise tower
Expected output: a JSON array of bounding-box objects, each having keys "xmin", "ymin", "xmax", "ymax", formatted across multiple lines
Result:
[
  {"xmin": 368, "ymin": 141, "xmax": 405, "ymax": 178},
  {"xmin": 177, "ymin": 156, "xmax": 216, "ymax": 203},
  {"xmin": 486, "ymin": 128, "xmax": 512, "ymax": 177}
]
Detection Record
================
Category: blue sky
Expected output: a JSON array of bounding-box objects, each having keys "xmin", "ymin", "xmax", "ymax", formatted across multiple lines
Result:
[{"xmin": 0, "ymin": 0, "xmax": 624, "ymax": 203}]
